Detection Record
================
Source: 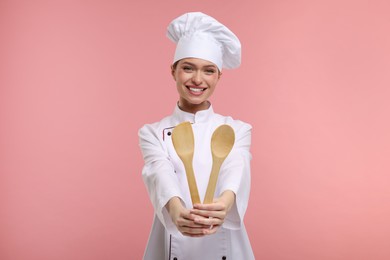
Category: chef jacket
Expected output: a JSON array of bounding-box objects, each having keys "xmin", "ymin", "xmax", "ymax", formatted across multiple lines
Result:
[{"xmin": 139, "ymin": 104, "xmax": 255, "ymax": 260}]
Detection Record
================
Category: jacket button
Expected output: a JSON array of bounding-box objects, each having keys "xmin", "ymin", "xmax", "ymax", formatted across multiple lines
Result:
[
  {"xmin": 173, "ymin": 258, "xmax": 177, "ymax": 260},
  {"xmin": 167, "ymin": 132, "xmax": 172, "ymax": 136},
  {"xmin": 222, "ymin": 257, "xmax": 226, "ymax": 260}
]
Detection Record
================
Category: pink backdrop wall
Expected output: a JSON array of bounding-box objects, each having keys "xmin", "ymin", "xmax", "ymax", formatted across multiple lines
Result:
[{"xmin": 1, "ymin": 0, "xmax": 390, "ymax": 259}]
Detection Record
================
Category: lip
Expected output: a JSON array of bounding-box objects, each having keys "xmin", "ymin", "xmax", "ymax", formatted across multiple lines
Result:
[{"xmin": 186, "ymin": 86, "xmax": 207, "ymax": 96}]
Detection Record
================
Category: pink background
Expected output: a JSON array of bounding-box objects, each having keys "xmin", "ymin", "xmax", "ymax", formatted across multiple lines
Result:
[{"xmin": 1, "ymin": 0, "xmax": 390, "ymax": 259}]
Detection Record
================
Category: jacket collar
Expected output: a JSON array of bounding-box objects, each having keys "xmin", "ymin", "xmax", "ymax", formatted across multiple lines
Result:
[{"xmin": 173, "ymin": 102, "xmax": 214, "ymax": 124}]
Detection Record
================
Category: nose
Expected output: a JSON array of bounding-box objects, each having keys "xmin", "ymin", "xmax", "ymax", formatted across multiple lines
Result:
[{"xmin": 192, "ymin": 71, "xmax": 202, "ymax": 85}]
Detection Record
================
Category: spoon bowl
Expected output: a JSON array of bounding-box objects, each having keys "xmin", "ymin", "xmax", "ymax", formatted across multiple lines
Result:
[{"xmin": 211, "ymin": 125, "xmax": 235, "ymax": 158}]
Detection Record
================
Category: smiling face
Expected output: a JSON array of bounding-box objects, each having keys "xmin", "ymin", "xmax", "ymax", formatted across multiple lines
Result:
[{"xmin": 171, "ymin": 58, "xmax": 221, "ymax": 114}]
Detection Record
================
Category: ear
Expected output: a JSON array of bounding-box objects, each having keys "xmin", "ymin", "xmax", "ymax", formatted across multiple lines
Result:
[{"xmin": 171, "ymin": 65, "xmax": 176, "ymax": 80}]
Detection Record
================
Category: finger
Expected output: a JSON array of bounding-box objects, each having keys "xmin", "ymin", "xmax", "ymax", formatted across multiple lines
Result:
[
  {"xmin": 177, "ymin": 218, "xmax": 207, "ymax": 228},
  {"xmin": 190, "ymin": 209, "xmax": 211, "ymax": 217},
  {"xmin": 179, "ymin": 226, "xmax": 207, "ymax": 235},
  {"xmin": 181, "ymin": 212, "xmax": 197, "ymax": 221},
  {"xmin": 201, "ymin": 225, "xmax": 219, "ymax": 235},
  {"xmin": 193, "ymin": 203, "xmax": 225, "ymax": 211},
  {"xmin": 193, "ymin": 216, "xmax": 223, "ymax": 227},
  {"xmin": 191, "ymin": 209, "xmax": 226, "ymax": 219}
]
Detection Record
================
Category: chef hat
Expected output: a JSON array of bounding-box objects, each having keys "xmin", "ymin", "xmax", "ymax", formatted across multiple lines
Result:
[{"xmin": 167, "ymin": 12, "xmax": 241, "ymax": 70}]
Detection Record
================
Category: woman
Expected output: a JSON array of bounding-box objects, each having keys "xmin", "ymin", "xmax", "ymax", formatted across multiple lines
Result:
[{"xmin": 139, "ymin": 12, "xmax": 255, "ymax": 260}]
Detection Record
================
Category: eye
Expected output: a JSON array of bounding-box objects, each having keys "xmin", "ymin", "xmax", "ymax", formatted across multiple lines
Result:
[
  {"xmin": 183, "ymin": 66, "xmax": 193, "ymax": 72},
  {"xmin": 205, "ymin": 69, "xmax": 216, "ymax": 75}
]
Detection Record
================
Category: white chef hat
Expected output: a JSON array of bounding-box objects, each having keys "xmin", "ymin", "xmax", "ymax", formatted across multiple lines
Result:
[{"xmin": 167, "ymin": 12, "xmax": 241, "ymax": 71}]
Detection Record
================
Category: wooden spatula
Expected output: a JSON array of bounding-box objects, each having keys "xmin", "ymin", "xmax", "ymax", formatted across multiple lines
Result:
[
  {"xmin": 203, "ymin": 125, "xmax": 235, "ymax": 204},
  {"xmin": 171, "ymin": 121, "xmax": 201, "ymax": 205}
]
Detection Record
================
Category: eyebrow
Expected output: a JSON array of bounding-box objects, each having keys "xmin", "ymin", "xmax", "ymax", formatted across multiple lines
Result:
[{"xmin": 181, "ymin": 61, "xmax": 217, "ymax": 69}]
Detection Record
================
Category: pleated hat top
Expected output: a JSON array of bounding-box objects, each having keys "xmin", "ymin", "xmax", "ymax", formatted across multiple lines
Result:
[{"xmin": 167, "ymin": 12, "xmax": 241, "ymax": 70}]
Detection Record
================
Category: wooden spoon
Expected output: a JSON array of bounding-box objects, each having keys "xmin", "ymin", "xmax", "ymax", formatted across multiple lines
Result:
[
  {"xmin": 171, "ymin": 121, "xmax": 201, "ymax": 205},
  {"xmin": 203, "ymin": 125, "xmax": 235, "ymax": 204}
]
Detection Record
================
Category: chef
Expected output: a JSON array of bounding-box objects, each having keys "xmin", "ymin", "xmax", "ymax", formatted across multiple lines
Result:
[{"xmin": 139, "ymin": 12, "xmax": 255, "ymax": 260}]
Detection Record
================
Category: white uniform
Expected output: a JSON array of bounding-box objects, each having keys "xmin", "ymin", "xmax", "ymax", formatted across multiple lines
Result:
[{"xmin": 139, "ymin": 105, "xmax": 255, "ymax": 260}]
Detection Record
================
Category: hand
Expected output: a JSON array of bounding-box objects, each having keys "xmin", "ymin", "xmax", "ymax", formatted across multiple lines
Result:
[
  {"xmin": 190, "ymin": 190, "xmax": 236, "ymax": 235},
  {"xmin": 166, "ymin": 197, "xmax": 210, "ymax": 237}
]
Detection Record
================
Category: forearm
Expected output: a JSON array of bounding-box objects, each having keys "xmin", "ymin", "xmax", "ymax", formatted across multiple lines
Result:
[
  {"xmin": 166, "ymin": 196, "xmax": 183, "ymax": 216},
  {"xmin": 217, "ymin": 190, "xmax": 236, "ymax": 213}
]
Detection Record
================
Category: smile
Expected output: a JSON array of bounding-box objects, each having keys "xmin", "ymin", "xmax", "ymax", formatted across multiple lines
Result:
[{"xmin": 187, "ymin": 86, "xmax": 207, "ymax": 93}]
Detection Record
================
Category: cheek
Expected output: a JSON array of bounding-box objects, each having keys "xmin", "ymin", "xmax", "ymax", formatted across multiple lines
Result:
[
  {"xmin": 209, "ymin": 78, "xmax": 219, "ymax": 88},
  {"xmin": 175, "ymin": 73, "xmax": 189, "ymax": 84}
]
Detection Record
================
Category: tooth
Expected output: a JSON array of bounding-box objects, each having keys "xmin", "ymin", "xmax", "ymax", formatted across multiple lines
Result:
[{"xmin": 190, "ymin": 88, "xmax": 202, "ymax": 92}]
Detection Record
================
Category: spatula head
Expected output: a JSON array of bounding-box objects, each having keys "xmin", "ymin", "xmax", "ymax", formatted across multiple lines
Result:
[
  {"xmin": 211, "ymin": 124, "xmax": 235, "ymax": 158},
  {"xmin": 171, "ymin": 121, "xmax": 195, "ymax": 157}
]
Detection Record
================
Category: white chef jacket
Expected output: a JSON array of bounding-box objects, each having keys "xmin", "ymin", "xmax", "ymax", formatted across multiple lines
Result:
[{"xmin": 139, "ymin": 104, "xmax": 254, "ymax": 260}]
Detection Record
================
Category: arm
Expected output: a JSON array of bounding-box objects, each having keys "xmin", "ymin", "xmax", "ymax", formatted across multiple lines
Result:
[
  {"xmin": 139, "ymin": 124, "xmax": 184, "ymax": 233},
  {"xmin": 140, "ymin": 124, "xmax": 213, "ymax": 236},
  {"xmin": 190, "ymin": 122, "xmax": 253, "ymax": 234}
]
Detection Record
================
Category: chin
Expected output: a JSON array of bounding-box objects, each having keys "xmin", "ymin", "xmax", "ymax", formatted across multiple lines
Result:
[{"xmin": 187, "ymin": 99, "xmax": 207, "ymax": 105}]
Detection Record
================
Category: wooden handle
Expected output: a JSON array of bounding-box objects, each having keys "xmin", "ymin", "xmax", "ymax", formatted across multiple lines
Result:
[
  {"xmin": 203, "ymin": 156, "xmax": 223, "ymax": 204},
  {"xmin": 183, "ymin": 157, "xmax": 201, "ymax": 205}
]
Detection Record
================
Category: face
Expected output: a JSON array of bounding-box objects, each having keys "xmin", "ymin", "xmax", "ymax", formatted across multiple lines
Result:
[{"xmin": 171, "ymin": 58, "xmax": 221, "ymax": 113}]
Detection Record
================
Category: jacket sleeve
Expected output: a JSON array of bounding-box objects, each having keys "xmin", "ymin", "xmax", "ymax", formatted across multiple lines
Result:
[
  {"xmin": 138, "ymin": 124, "xmax": 183, "ymax": 234},
  {"xmin": 217, "ymin": 122, "xmax": 252, "ymax": 230}
]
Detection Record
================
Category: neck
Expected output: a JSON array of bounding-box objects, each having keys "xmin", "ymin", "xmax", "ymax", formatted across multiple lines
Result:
[{"xmin": 178, "ymin": 100, "xmax": 210, "ymax": 114}]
